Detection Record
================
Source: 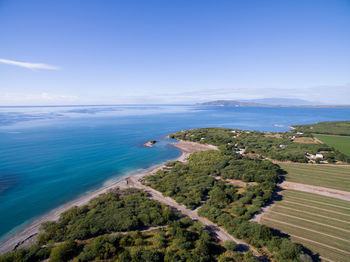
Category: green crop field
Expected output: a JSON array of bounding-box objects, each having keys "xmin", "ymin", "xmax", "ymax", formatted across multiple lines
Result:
[
  {"xmin": 279, "ymin": 162, "xmax": 350, "ymax": 192},
  {"xmin": 293, "ymin": 121, "xmax": 350, "ymax": 136},
  {"xmin": 314, "ymin": 134, "xmax": 350, "ymax": 157},
  {"xmin": 261, "ymin": 190, "xmax": 350, "ymax": 262}
]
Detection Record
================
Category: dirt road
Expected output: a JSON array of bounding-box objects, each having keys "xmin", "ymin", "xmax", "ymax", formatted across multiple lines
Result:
[
  {"xmin": 280, "ymin": 181, "xmax": 350, "ymax": 201},
  {"xmin": 122, "ymin": 175, "xmax": 263, "ymax": 258}
]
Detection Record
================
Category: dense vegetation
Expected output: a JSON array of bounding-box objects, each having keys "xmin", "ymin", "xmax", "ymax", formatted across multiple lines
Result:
[
  {"xmin": 145, "ymin": 134, "xmax": 310, "ymax": 261},
  {"xmin": 38, "ymin": 188, "xmax": 177, "ymax": 243},
  {"xmin": 1, "ymin": 217, "xmax": 247, "ymax": 262},
  {"xmin": 170, "ymin": 127, "xmax": 350, "ymax": 163},
  {"xmin": 144, "ymin": 150, "xmax": 278, "ymax": 212},
  {"xmin": 1, "ymin": 190, "xmax": 253, "ymax": 262},
  {"xmin": 293, "ymin": 121, "xmax": 350, "ymax": 136},
  {"xmin": 198, "ymin": 210, "xmax": 305, "ymax": 262}
]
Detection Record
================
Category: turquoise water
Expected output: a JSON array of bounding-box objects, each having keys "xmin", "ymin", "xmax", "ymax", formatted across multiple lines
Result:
[{"xmin": 0, "ymin": 105, "xmax": 349, "ymax": 239}]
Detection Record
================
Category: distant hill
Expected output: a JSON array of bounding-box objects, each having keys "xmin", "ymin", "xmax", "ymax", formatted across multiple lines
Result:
[
  {"xmin": 241, "ymin": 98, "xmax": 320, "ymax": 106},
  {"xmin": 196, "ymin": 99, "xmax": 350, "ymax": 108},
  {"xmin": 197, "ymin": 100, "xmax": 267, "ymax": 107}
]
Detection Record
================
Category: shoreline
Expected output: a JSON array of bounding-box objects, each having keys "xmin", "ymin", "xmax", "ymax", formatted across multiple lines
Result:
[{"xmin": 0, "ymin": 140, "xmax": 217, "ymax": 254}]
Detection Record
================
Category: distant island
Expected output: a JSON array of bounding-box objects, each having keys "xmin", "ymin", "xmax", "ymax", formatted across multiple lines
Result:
[{"xmin": 196, "ymin": 99, "xmax": 350, "ymax": 108}]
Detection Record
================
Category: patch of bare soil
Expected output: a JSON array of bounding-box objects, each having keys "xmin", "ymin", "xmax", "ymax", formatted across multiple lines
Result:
[
  {"xmin": 264, "ymin": 133, "xmax": 282, "ymax": 138},
  {"xmin": 215, "ymin": 177, "xmax": 257, "ymax": 187},
  {"xmin": 293, "ymin": 137, "xmax": 320, "ymax": 144},
  {"xmin": 280, "ymin": 181, "xmax": 350, "ymax": 202}
]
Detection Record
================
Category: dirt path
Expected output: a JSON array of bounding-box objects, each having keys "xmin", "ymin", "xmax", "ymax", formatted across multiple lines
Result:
[
  {"xmin": 215, "ymin": 176, "xmax": 257, "ymax": 187},
  {"xmin": 272, "ymin": 160, "xmax": 350, "ymax": 167},
  {"xmin": 313, "ymin": 137, "xmax": 324, "ymax": 144},
  {"xmin": 279, "ymin": 181, "xmax": 350, "ymax": 202},
  {"xmin": 123, "ymin": 177, "xmax": 239, "ymax": 243},
  {"xmin": 172, "ymin": 140, "xmax": 218, "ymax": 163},
  {"xmin": 251, "ymin": 204, "xmax": 275, "ymax": 223},
  {"xmin": 43, "ymin": 226, "xmax": 167, "ymax": 248},
  {"xmin": 121, "ymin": 176, "xmax": 264, "ymax": 258},
  {"xmin": 319, "ymin": 256, "xmax": 333, "ymax": 262}
]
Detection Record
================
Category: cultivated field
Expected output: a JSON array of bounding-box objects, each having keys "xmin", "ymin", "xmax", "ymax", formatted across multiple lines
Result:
[
  {"xmin": 293, "ymin": 137, "xmax": 319, "ymax": 144},
  {"xmin": 261, "ymin": 190, "xmax": 350, "ymax": 262},
  {"xmin": 279, "ymin": 163, "xmax": 350, "ymax": 192},
  {"xmin": 314, "ymin": 134, "xmax": 350, "ymax": 157}
]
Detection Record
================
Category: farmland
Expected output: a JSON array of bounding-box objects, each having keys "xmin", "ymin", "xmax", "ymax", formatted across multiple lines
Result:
[
  {"xmin": 279, "ymin": 162, "xmax": 350, "ymax": 192},
  {"xmin": 293, "ymin": 137, "xmax": 319, "ymax": 144},
  {"xmin": 293, "ymin": 121, "xmax": 350, "ymax": 136},
  {"xmin": 261, "ymin": 190, "xmax": 350, "ymax": 262},
  {"xmin": 314, "ymin": 134, "xmax": 350, "ymax": 157}
]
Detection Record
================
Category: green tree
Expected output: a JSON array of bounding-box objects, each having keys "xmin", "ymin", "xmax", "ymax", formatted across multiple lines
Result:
[
  {"xmin": 49, "ymin": 239, "xmax": 77, "ymax": 262},
  {"xmin": 224, "ymin": 240, "xmax": 237, "ymax": 252}
]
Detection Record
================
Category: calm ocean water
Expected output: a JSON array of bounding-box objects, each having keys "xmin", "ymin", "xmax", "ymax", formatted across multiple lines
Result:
[{"xmin": 0, "ymin": 105, "xmax": 349, "ymax": 239}]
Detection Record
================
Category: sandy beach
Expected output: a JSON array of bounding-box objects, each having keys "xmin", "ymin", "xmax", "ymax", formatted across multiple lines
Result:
[{"xmin": 0, "ymin": 140, "xmax": 217, "ymax": 255}]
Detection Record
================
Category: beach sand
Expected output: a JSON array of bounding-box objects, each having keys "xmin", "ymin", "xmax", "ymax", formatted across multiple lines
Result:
[{"xmin": 0, "ymin": 140, "xmax": 217, "ymax": 254}]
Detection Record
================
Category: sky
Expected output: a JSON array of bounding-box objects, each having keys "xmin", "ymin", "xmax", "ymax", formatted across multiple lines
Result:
[{"xmin": 0, "ymin": 0, "xmax": 350, "ymax": 105}]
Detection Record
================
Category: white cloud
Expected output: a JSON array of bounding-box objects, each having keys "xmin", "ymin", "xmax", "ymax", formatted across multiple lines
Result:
[
  {"xmin": 0, "ymin": 58, "xmax": 60, "ymax": 70},
  {"xmin": 0, "ymin": 92, "xmax": 79, "ymax": 106}
]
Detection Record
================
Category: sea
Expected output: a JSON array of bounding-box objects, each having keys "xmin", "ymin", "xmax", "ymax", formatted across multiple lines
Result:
[{"xmin": 0, "ymin": 105, "xmax": 349, "ymax": 240}]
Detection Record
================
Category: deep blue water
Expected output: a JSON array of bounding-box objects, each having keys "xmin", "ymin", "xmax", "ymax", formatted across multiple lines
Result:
[{"xmin": 0, "ymin": 105, "xmax": 349, "ymax": 240}]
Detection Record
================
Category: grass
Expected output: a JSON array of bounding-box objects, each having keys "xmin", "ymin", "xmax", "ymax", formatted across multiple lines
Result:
[
  {"xmin": 263, "ymin": 212, "xmax": 350, "ymax": 240},
  {"xmin": 280, "ymin": 200, "xmax": 350, "ymax": 221},
  {"xmin": 281, "ymin": 197, "xmax": 350, "ymax": 215},
  {"xmin": 262, "ymin": 218, "xmax": 350, "ymax": 252},
  {"xmin": 282, "ymin": 190, "xmax": 350, "ymax": 209},
  {"xmin": 279, "ymin": 162, "xmax": 350, "ymax": 192},
  {"xmin": 261, "ymin": 190, "xmax": 350, "ymax": 262},
  {"xmin": 293, "ymin": 121, "xmax": 350, "ymax": 136},
  {"xmin": 271, "ymin": 206, "xmax": 350, "ymax": 231},
  {"xmin": 314, "ymin": 134, "xmax": 350, "ymax": 157},
  {"xmin": 290, "ymin": 238, "xmax": 349, "ymax": 262}
]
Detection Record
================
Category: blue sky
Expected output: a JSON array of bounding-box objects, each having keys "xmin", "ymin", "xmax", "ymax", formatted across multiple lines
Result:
[{"xmin": 0, "ymin": 0, "xmax": 349, "ymax": 105}]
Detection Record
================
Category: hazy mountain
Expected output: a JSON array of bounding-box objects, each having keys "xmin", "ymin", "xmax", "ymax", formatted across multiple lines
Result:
[
  {"xmin": 197, "ymin": 100, "xmax": 267, "ymax": 107},
  {"xmin": 241, "ymin": 98, "xmax": 320, "ymax": 106},
  {"xmin": 196, "ymin": 99, "xmax": 349, "ymax": 108}
]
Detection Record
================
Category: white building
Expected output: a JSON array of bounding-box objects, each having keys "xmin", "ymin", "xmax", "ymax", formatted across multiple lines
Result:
[{"xmin": 305, "ymin": 153, "xmax": 323, "ymax": 160}]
